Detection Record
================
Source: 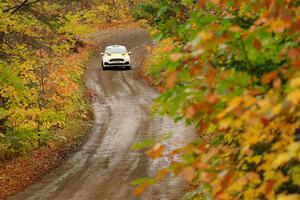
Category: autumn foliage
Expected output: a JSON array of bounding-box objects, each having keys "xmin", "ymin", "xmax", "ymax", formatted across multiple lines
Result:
[
  {"xmin": 136, "ymin": 0, "xmax": 300, "ymax": 199},
  {"xmin": 0, "ymin": 0, "xmax": 133, "ymax": 160}
]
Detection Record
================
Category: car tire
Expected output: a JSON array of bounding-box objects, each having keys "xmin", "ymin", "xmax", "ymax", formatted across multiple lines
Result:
[
  {"xmin": 102, "ymin": 63, "xmax": 107, "ymax": 70},
  {"xmin": 126, "ymin": 66, "xmax": 131, "ymax": 70}
]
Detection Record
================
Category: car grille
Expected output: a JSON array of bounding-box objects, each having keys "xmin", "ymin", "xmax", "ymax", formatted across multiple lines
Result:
[
  {"xmin": 110, "ymin": 58, "xmax": 124, "ymax": 62},
  {"xmin": 107, "ymin": 63, "xmax": 126, "ymax": 66}
]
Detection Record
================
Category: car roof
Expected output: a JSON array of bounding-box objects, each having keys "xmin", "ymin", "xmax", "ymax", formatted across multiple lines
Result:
[{"xmin": 105, "ymin": 45, "xmax": 126, "ymax": 49}]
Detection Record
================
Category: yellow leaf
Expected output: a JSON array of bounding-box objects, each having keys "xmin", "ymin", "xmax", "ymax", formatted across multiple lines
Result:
[
  {"xmin": 286, "ymin": 90, "xmax": 300, "ymax": 105},
  {"xmin": 231, "ymin": 176, "xmax": 248, "ymax": 191},
  {"xmin": 273, "ymin": 143, "xmax": 300, "ymax": 168},
  {"xmin": 290, "ymin": 77, "xmax": 300, "ymax": 88},
  {"xmin": 227, "ymin": 97, "xmax": 243, "ymax": 112},
  {"xmin": 229, "ymin": 26, "xmax": 242, "ymax": 32},
  {"xmin": 198, "ymin": 31, "xmax": 214, "ymax": 40},
  {"xmin": 277, "ymin": 194, "xmax": 300, "ymax": 200},
  {"xmin": 272, "ymin": 103, "xmax": 282, "ymax": 116},
  {"xmin": 219, "ymin": 118, "xmax": 232, "ymax": 130},
  {"xmin": 217, "ymin": 97, "xmax": 243, "ymax": 119},
  {"xmin": 272, "ymin": 153, "xmax": 290, "ymax": 168}
]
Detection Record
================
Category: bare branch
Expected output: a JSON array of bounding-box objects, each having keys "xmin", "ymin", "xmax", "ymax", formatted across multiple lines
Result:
[{"xmin": 3, "ymin": 0, "xmax": 40, "ymax": 15}]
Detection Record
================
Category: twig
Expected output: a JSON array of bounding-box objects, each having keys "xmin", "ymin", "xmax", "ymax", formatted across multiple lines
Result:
[{"xmin": 3, "ymin": 0, "xmax": 40, "ymax": 15}]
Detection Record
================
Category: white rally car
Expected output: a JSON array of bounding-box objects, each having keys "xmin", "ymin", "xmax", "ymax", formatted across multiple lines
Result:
[{"xmin": 101, "ymin": 45, "xmax": 131, "ymax": 70}]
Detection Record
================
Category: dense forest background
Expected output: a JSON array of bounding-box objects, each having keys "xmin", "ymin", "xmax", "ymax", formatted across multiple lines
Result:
[
  {"xmin": 0, "ymin": 0, "xmax": 134, "ymax": 160},
  {"xmin": 132, "ymin": 0, "xmax": 300, "ymax": 199}
]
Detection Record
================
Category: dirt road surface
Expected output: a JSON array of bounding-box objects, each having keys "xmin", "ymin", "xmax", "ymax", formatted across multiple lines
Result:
[{"xmin": 11, "ymin": 28, "xmax": 194, "ymax": 200}]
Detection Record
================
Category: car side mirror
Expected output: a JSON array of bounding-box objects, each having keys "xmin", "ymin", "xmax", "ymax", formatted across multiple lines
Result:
[
  {"xmin": 128, "ymin": 52, "xmax": 132, "ymax": 55},
  {"xmin": 101, "ymin": 52, "xmax": 104, "ymax": 55}
]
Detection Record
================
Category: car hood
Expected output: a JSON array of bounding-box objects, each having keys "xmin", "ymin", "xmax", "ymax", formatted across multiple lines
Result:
[{"xmin": 103, "ymin": 54, "xmax": 130, "ymax": 59}]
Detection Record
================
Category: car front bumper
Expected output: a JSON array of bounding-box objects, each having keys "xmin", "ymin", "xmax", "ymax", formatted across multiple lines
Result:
[{"xmin": 103, "ymin": 61, "xmax": 130, "ymax": 68}]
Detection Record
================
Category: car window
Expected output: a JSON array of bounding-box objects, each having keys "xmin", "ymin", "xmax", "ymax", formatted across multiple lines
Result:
[{"xmin": 105, "ymin": 47, "xmax": 127, "ymax": 54}]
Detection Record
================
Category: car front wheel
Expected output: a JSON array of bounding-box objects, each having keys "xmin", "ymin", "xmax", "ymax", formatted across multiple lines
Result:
[{"xmin": 102, "ymin": 63, "xmax": 107, "ymax": 70}]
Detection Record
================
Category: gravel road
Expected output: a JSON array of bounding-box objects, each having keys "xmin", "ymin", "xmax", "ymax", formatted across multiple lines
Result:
[{"xmin": 11, "ymin": 28, "xmax": 194, "ymax": 200}]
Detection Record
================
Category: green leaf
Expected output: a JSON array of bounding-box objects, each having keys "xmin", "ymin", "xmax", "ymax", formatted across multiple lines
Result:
[{"xmin": 131, "ymin": 139, "xmax": 155, "ymax": 150}]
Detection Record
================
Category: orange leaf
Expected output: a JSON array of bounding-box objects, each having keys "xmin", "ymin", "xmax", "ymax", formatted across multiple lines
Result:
[
  {"xmin": 194, "ymin": 162, "xmax": 209, "ymax": 169},
  {"xmin": 145, "ymin": 143, "xmax": 165, "ymax": 159},
  {"xmin": 165, "ymin": 71, "xmax": 177, "ymax": 88},
  {"xmin": 203, "ymin": 147, "xmax": 219, "ymax": 162},
  {"xmin": 246, "ymin": 172, "xmax": 260, "ymax": 181},
  {"xmin": 191, "ymin": 65, "xmax": 202, "ymax": 75},
  {"xmin": 169, "ymin": 53, "xmax": 183, "ymax": 62},
  {"xmin": 253, "ymin": 38, "xmax": 262, "ymax": 49},
  {"xmin": 181, "ymin": 166, "xmax": 195, "ymax": 182},
  {"xmin": 156, "ymin": 169, "xmax": 169, "ymax": 181},
  {"xmin": 273, "ymin": 78, "xmax": 281, "ymax": 89},
  {"xmin": 229, "ymin": 26, "xmax": 242, "ymax": 32},
  {"xmin": 261, "ymin": 71, "xmax": 278, "ymax": 85},
  {"xmin": 280, "ymin": 8, "xmax": 292, "ymax": 23},
  {"xmin": 235, "ymin": 175, "xmax": 249, "ymax": 187},
  {"xmin": 220, "ymin": 171, "xmax": 235, "ymax": 189},
  {"xmin": 210, "ymin": 0, "xmax": 220, "ymax": 5},
  {"xmin": 260, "ymin": 115, "xmax": 272, "ymax": 126},
  {"xmin": 184, "ymin": 105, "xmax": 196, "ymax": 119},
  {"xmin": 200, "ymin": 172, "xmax": 216, "ymax": 183},
  {"xmin": 207, "ymin": 93, "xmax": 219, "ymax": 105},
  {"xmin": 133, "ymin": 183, "xmax": 149, "ymax": 196},
  {"xmin": 288, "ymin": 48, "xmax": 299, "ymax": 59},
  {"xmin": 199, "ymin": 0, "xmax": 206, "ymax": 8},
  {"xmin": 265, "ymin": 180, "xmax": 276, "ymax": 195}
]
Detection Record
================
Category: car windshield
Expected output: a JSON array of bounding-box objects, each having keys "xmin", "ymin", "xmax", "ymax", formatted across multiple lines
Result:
[{"xmin": 105, "ymin": 46, "xmax": 127, "ymax": 54}]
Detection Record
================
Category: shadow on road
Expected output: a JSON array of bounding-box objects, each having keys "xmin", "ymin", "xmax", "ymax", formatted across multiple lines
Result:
[{"xmin": 102, "ymin": 67, "xmax": 131, "ymax": 71}]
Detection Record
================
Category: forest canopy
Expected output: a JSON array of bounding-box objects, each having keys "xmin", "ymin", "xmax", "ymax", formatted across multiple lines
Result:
[{"xmin": 0, "ymin": 0, "xmax": 131, "ymax": 160}]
